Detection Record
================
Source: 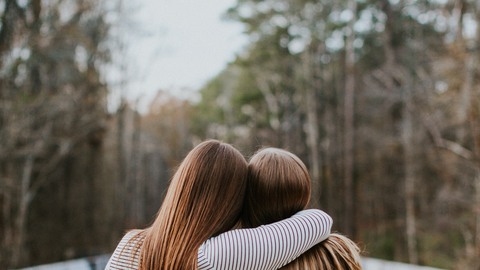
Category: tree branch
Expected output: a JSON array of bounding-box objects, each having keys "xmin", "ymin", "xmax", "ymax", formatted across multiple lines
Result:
[{"xmin": 421, "ymin": 113, "xmax": 475, "ymax": 160}]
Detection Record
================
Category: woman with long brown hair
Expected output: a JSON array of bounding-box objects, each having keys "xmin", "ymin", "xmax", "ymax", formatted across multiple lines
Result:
[
  {"xmin": 242, "ymin": 148, "xmax": 362, "ymax": 270},
  {"xmin": 106, "ymin": 140, "xmax": 332, "ymax": 270}
]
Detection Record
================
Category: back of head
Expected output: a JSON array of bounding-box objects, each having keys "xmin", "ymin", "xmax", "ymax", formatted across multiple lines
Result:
[
  {"xmin": 242, "ymin": 148, "xmax": 361, "ymax": 269},
  {"xmin": 138, "ymin": 139, "xmax": 248, "ymax": 269},
  {"xmin": 242, "ymin": 148, "xmax": 311, "ymax": 228},
  {"xmin": 280, "ymin": 234, "xmax": 363, "ymax": 270}
]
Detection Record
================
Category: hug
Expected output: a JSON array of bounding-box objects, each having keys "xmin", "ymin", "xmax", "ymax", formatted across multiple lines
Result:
[{"xmin": 106, "ymin": 139, "xmax": 362, "ymax": 270}]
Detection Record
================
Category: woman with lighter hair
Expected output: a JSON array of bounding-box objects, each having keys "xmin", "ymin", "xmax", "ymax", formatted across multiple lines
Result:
[
  {"xmin": 241, "ymin": 148, "xmax": 362, "ymax": 270},
  {"xmin": 106, "ymin": 140, "xmax": 333, "ymax": 270},
  {"xmin": 281, "ymin": 234, "xmax": 362, "ymax": 270}
]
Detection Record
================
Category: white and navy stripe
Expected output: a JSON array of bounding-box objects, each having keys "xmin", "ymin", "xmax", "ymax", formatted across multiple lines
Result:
[
  {"xmin": 198, "ymin": 209, "xmax": 332, "ymax": 270},
  {"xmin": 105, "ymin": 232, "xmax": 143, "ymax": 270}
]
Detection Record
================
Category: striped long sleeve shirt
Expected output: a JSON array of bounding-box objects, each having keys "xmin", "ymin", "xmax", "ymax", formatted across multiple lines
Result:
[{"xmin": 105, "ymin": 209, "xmax": 332, "ymax": 270}]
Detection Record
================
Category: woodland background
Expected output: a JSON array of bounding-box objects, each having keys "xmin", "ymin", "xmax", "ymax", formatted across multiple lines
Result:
[{"xmin": 1, "ymin": 0, "xmax": 480, "ymax": 269}]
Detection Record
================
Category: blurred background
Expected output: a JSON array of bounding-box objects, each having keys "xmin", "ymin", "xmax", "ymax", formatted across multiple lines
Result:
[{"xmin": 1, "ymin": 0, "xmax": 479, "ymax": 269}]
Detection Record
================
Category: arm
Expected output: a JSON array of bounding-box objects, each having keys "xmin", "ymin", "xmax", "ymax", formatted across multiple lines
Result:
[{"xmin": 197, "ymin": 209, "xmax": 332, "ymax": 270}]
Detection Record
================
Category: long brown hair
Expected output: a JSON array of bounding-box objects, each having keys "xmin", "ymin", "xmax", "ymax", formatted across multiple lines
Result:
[
  {"xmin": 130, "ymin": 140, "xmax": 248, "ymax": 270},
  {"xmin": 241, "ymin": 148, "xmax": 311, "ymax": 228},
  {"xmin": 280, "ymin": 234, "xmax": 362, "ymax": 270}
]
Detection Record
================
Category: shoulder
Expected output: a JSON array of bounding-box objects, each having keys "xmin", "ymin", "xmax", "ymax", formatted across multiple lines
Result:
[{"xmin": 106, "ymin": 231, "xmax": 144, "ymax": 270}]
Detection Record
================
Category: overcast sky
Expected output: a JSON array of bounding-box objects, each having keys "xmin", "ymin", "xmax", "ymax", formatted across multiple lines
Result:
[{"xmin": 115, "ymin": 0, "xmax": 248, "ymax": 112}]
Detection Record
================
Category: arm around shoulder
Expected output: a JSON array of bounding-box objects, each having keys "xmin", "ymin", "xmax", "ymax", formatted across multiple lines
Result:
[
  {"xmin": 198, "ymin": 209, "xmax": 333, "ymax": 270},
  {"xmin": 294, "ymin": 208, "xmax": 333, "ymax": 243}
]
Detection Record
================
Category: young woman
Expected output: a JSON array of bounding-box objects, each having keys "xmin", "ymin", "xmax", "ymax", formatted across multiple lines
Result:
[
  {"xmin": 106, "ymin": 140, "xmax": 332, "ymax": 270},
  {"xmin": 242, "ymin": 148, "xmax": 362, "ymax": 270}
]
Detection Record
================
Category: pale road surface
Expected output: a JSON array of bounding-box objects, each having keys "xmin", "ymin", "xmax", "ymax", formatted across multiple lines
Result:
[{"xmin": 18, "ymin": 255, "xmax": 448, "ymax": 270}]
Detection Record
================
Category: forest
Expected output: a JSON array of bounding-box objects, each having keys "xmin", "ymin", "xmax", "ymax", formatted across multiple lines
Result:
[{"xmin": 1, "ymin": 0, "xmax": 479, "ymax": 269}]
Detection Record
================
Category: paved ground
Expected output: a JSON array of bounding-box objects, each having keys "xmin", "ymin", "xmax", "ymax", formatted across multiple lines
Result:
[{"xmin": 18, "ymin": 255, "xmax": 447, "ymax": 270}]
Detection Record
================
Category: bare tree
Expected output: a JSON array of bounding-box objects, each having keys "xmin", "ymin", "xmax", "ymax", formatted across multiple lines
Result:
[
  {"xmin": 302, "ymin": 49, "xmax": 322, "ymax": 208},
  {"xmin": 343, "ymin": 0, "xmax": 357, "ymax": 238}
]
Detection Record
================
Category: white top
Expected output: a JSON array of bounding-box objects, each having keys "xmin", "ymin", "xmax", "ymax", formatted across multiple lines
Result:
[{"xmin": 105, "ymin": 209, "xmax": 332, "ymax": 270}]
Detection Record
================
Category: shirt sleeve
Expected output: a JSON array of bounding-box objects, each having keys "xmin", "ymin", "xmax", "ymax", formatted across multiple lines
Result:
[{"xmin": 197, "ymin": 209, "xmax": 333, "ymax": 270}]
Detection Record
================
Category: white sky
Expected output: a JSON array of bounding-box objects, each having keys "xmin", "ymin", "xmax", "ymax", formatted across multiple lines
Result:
[{"xmin": 117, "ymin": 0, "xmax": 248, "ymax": 113}]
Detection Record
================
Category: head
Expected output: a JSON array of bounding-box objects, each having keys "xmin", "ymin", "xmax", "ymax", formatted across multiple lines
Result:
[
  {"xmin": 138, "ymin": 140, "xmax": 248, "ymax": 269},
  {"xmin": 280, "ymin": 234, "xmax": 363, "ymax": 270},
  {"xmin": 243, "ymin": 148, "xmax": 362, "ymax": 270},
  {"xmin": 241, "ymin": 148, "xmax": 311, "ymax": 228}
]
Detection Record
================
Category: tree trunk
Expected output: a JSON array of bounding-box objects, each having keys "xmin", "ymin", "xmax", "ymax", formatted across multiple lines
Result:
[
  {"xmin": 303, "ymin": 51, "xmax": 322, "ymax": 208},
  {"xmin": 459, "ymin": 55, "xmax": 474, "ymax": 120},
  {"xmin": 131, "ymin": 108, "xmax": 145, "ymax": 225},
  {"xmin": 11, "ymin": 155, "xmax": 34, "ymax": 268},
  {"xmin": 453, "ymin": 0, "xmax": 465, "ymax": 43},
  {"xmin": 1, "ymin": 169, "xmax": 13, "ymax": 268},
  {"xmin": 475, "ymin": 170, "xmax": 480, "ymax": 255},
  {"xmin": 402, "ymin": 96, "xmax": 418, "ymax": 265},
  {"xmin": 344, "ymin": 0, "xmax": 356, "ymax": 238},
  {"xmin": 116, "ymin": 102, "xmax": 127, "ymax": 232},
  {"xmin": 457, "ymin": 55, "xmax": 474, "ymax": 142},
  {"xmin": 470, "ymin": 1, "xmax": 480, "ymax": 259},
  {"xmin": 324, "ymin": 88, "xmax": 337, "ymax": 218},
  {"xmin": 470, "ymin": 107, "xmax": 480, "ymax": 257},
  {"xmin": 255, "ymin": 74, "xmax": 280, "ymax": 132}
]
